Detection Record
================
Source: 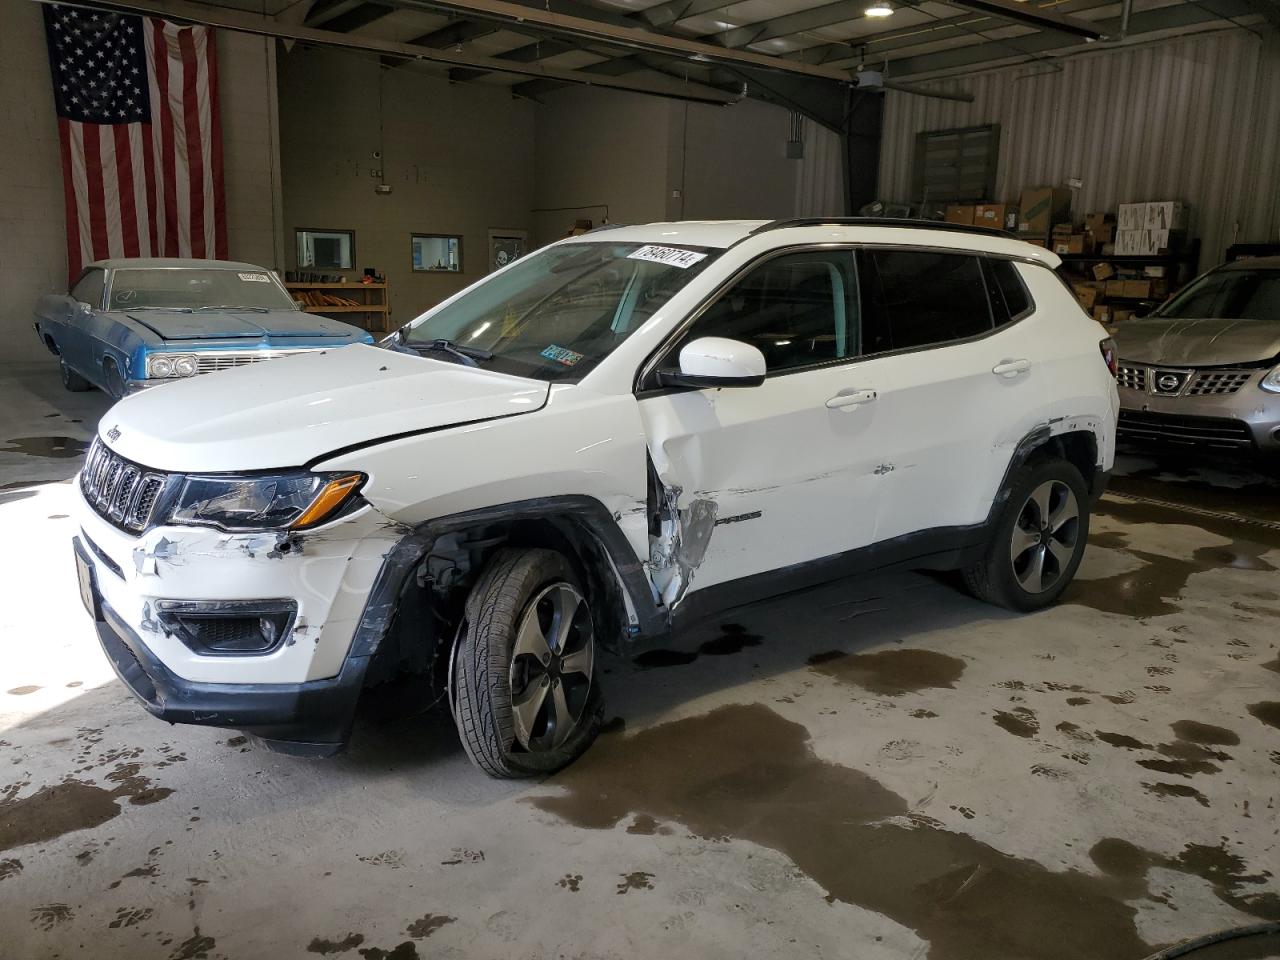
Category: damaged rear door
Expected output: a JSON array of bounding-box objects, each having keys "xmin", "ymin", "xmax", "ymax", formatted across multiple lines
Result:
[{"xmin": 636, "ymin": 247, "xmax": 888, "ymax": 605}]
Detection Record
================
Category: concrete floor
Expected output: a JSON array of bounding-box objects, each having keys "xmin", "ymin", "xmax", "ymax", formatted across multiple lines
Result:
[{"xmin": 1, "ymin": 359, "xmax": 1278, "ymax": 960}]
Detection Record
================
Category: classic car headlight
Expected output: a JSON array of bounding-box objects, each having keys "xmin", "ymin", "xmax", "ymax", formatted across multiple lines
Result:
[
  {"xmin": 1261, "ymin": 366, "xmax": 1280, "ymax": 394},
  {"xmin": 165, "ymin": 472, "xmax": 364, "ymax": 531},
  {"xmin": 146, "ymin": 354, "xmax": 198, "ymax": 379}
]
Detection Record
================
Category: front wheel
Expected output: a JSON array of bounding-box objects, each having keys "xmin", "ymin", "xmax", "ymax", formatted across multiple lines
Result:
[
  {"xmin": 963, "ymin": 458, "xmax": 1090, "ymax": 611},
  {"xmin": 452, "ymin": 548, "xmax": 602, "ymax": 778},
  {"xmin": 60, "ymin": 359, "xmax": 92, "ymax": 392}
]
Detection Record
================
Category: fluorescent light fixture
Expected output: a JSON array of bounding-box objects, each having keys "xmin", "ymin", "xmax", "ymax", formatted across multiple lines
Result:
[{"xmin": 865, "ymin": 1, "xmax": 894, "ymax": 15}]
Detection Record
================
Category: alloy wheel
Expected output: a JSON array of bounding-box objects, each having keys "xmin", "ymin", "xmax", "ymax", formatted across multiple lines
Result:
[
  {"xmin": 508, "ymin": 583, "xmax": 594, "ymax": 752},
  {"xmin": 1009, "ymin": 479, "xmax": 1080, "ymax": 594}
]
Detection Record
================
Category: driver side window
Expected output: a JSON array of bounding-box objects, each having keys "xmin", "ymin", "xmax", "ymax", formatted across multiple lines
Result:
[
  {"xmin": 71, "ymin": 270, "xmax": 105, "ymax": 310},
  {"xmin": 671, "ymin": 249, "xmax": 859, "ymax": 376}
]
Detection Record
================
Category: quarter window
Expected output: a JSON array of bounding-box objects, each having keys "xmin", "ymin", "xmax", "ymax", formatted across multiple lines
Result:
[
  {"xmin": 860, "ymin": 250, "xmax": 992, "ymax": 353},
  {"xmin": 987, "ymin": 258, "xmax": 1033, "ymax": 323},
  {"xmin": 671, "ymin": 250, "xmax": 858, "ymax": 374},
  {"xmin": 71, "ymin": 269, "xmax": 105, "ymax": 309}
]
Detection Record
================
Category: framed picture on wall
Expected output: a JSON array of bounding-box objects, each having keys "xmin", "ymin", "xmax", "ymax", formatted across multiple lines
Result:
[
  {"xmin": 488, "ymin": 229, "xmax": 527, "ymax": 272},
  {"xmin": 296, "ymin": 229, "xmax": 355, "ymax": 270},
  {"xmin": 411, "ymin": 234, "xmax": 462, "ymax": 273}
]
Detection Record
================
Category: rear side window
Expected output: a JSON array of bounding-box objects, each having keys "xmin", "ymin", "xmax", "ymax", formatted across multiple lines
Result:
[
  {"xmin": 859, "ymin": 250, "xmax": 992, "ymax": 353},
  {"xmin": 71, "ymin": 269, "xmax": 105, "ymax": 309},
  {"xmin": 987, "ymin": 258, "xmax": 1033, "ymax": 323}
]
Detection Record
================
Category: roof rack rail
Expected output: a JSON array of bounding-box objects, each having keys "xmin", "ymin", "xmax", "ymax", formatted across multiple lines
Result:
[{"xmin": 749, "ymin": 217, "xmax": 1014, "ymax": 239}]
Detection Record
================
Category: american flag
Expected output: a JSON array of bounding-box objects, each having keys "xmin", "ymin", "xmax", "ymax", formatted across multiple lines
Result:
[{"xmin": 43, "ymin": 4, "xmax": 227, "ymax": 281}]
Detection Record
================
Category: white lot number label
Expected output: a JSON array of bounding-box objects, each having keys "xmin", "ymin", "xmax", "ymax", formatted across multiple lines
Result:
[{"xmin": 627, "ymin": 245, "xmax": 707, "ymax": 269}]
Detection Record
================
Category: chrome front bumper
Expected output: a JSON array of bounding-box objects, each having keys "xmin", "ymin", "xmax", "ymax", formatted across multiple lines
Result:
[{"xmin": 1116, "ymin": 366, "xmax": 1280, "ymax": 454}]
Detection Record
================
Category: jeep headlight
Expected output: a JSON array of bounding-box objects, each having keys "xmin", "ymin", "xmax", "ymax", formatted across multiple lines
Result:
[
  {"xmin": 166, "ymin": 472, "xmax": 364, "ymax": 531},
  {"xmin": 1261, "ymin": 365, "xmax": 1280, "ymax": 394},
  {"xmin": 146, "ymin": 354, "xmax": 198, "ymax": 379}
]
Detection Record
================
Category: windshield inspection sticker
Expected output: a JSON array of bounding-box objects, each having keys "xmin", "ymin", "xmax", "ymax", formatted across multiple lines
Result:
[
  {"xmin": 627, "ymin": 245, "xmax": 707, "ymax": 269},
  {"xmin": 541, "ymin": 345, "xmax": 584, "ymax": 367},
  {"xmin": 238, "ymin": 272, "xmax": 271, "ymax": 282}
]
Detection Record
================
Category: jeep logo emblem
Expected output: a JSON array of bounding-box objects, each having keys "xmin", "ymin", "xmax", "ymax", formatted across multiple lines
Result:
[{"xmin": 106, "ymin": 425, "xmax": 121, "ymax": 442}]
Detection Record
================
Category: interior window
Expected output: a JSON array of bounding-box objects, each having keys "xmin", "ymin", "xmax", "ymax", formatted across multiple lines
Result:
[
  {"xmin": 860, "ymin": 250, "xmax": 993, "ymax": 353},
  {"xmin": 987, "ymin": 258, "xmax": 1033, "ymax": 323},
  {"xmin": 671, "ymin": 250, "xmax": 858, "ymax": 375},
  {"xmin": 71, "ymin": 270, "xmax": 105, "ymax": 309}
]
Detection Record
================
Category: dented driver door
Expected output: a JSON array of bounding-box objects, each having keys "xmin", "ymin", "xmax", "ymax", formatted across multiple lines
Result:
[{"xmin": 636, "ymin": 247, "xmax": 888, "ymax": 607}]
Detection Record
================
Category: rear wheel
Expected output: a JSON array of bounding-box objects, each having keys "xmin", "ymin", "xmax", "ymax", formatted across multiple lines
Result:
[
  {"xmin": 59, "ymin": 359, "xmax": 91, "ymax": 392},
  {"xmin": 964, "ymin": 458, "xmax": 1090, "ymax": 611},
  {"xmin": 452, "ymin": 548, "xmax": 602, "ymax": 778}
]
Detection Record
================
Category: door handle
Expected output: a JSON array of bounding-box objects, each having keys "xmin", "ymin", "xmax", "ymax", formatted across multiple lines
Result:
[
  {"xmin": 826, "ymin": 388, "xmax": 877, "ymax": 409},
  {"xmin": 992, "ymin": 359, "xmax": 1031, "ymax": 378}
]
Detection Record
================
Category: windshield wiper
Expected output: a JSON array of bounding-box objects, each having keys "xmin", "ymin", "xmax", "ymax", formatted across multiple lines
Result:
[
  {"xmin": 194, "ymin": 305, "xmax": 271, "ymax": 313},
  {"xmin": 125, "ymin": 305, "xmax": 193, "ymax": 312},
  {"xmin": 409, "ymin": 337, "xmax": 493, "ymax": 367}
]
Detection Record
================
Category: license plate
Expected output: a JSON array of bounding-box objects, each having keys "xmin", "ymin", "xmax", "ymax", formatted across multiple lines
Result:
[{"xmin": 74, "ymin": 541, "xmax": 102, "ymax": 621}]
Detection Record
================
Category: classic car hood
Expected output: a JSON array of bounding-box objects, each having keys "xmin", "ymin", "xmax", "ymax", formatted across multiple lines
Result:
[
  {"xmin": 123, "ymin": 308, "xmax": 363, "ymax": 341},
  {"xmin": 1116, "ymin": 317, "xmax": 1280, "ymax": 366},
  {"xmin": 102, "ymin": 344, "xmax": 550, "ymax": 472}
]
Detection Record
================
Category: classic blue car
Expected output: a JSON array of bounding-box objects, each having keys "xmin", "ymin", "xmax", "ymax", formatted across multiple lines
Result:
[{"xmin": 34, "ymin": 258, "xmax": 374, "ymax": 399}]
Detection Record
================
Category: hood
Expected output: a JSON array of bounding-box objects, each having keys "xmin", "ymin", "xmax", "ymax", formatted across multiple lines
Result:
[
  {"xmin": 123, "ymin": 308, "xmax": 364, "ymax": 341},
  {"xmin": 102, "ymin": 344, "xmax": 550, "ymax": 472},
  {"xmin": 1116, "ymin": 317, "xmax": 1280, "ymax": 367}
]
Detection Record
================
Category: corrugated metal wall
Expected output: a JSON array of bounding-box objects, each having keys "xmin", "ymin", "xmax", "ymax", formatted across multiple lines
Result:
[{"xmin": 878, "ymin": 27, "xmax": 1280, "ymax": 268}]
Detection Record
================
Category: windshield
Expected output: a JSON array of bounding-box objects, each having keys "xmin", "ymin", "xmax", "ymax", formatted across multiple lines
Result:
[
  {"xmin": 400, "ymin": 241, "xmax": 721, "ymax": 381},
  {"xmin": 1155, "ymin": 267, "xmax": 1280, "ymax": 320},
  {"xmin": 108, "ymin": 268, "xmax": 297, "ymax": 311}
]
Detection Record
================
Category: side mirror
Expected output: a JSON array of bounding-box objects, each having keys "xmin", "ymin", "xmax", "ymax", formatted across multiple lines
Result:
[{"xmin": 658, "ymin": 336, "xmax": 766, "ymax": 389}]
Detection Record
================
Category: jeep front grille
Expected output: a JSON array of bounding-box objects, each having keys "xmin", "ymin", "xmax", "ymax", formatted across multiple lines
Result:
[
  {"xmin": 80, "ymin": 438, "xmax": 169, "ymax": 534},
  {"xmin": 194, "ymin": 349, "xmax": 317, "ymax": 374},
  {"xmin": 1185, "ymin": 369, "xmax": 1254, "ymax": 396},
  {"xmin": 1116, "ymin": 365, "xmax": 1146, "ymax": 391}
]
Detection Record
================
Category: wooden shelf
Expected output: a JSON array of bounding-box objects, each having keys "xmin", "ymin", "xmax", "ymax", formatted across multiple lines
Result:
[{"xmin": 286, "ymin": 280, "xmax": 390, "ymax": 333}]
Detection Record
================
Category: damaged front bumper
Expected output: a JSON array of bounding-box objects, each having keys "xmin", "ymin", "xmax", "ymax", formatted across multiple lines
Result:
[{"xmin": 74, "ymin": 498, "xmax": 409, "ymax": 754}]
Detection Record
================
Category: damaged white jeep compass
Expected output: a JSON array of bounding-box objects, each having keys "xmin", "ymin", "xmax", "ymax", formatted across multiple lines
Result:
[{"xmin": 75, "ymin": 219, "xmax": 1118, "ymax": 777}]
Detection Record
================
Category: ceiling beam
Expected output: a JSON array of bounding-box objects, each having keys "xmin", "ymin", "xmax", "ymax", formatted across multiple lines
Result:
[
  {"xmin": 319, "ymin": 1, "xmax": 397, "ymax": 32},
  {"xmin": 390, "ymin": 0, "xmax": 857, "ymax": 80},
  {"xmin": 886, "ymin": 0, "xmax": 1260, "ymax": 77},
  {"xmin": 52, "ymin": 0, "xmax": 740, "ymax": 102},
  {"xmin": 942, "ymin": 0, "xmax": 1102, "ymax": 40},
  {"xmin": 633, "ymin": 0, "xmax": 743, "ymax": 30}
]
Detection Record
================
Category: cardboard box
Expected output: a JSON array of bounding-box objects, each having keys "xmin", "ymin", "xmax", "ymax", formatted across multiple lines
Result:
[
  {"xmin": 1018, "ymin": 187, "xmax": 1072, "ymax": 236},
  {"xmin": 1106, "ymin": 279, "xmax": 1128, "ymax": 298},
  {"xmin": 1016, "ymin": 232, "xmax": 1049, "ymax": 248},
  {"xmin": 945, "ymin": 204, "xmax": 976, "ymax": 225},
  {"xmin": 1144, "ymin": 265, "xmax": 1168, "ymax": 278},
  {"xmin": 975, "ymin": 203, "xmax": 1017, "ymax": 230},
  {"xmin": 1053, "ymin": 235, "xmax": 1090, "ymax": 255},
  {"xmin": 1112, "ymin": 309, "xmax": 1136, "ymax": 324},
  {"xmin": 1123, "ymin": 279, "xmax": 1153, "ymax": 299},
  {"xmin": 1088, "ymin": 223, "xmax": 1114, "ymax": 245},
  {"xmin": 1145, "ymin": 201, "xmax": 1188, "ymax": 231},
  {"xmin": 1102, "ymin": 242, "xmax": 1116, "ymax": 256},
  {"xmin": 1085, "ymin": 212, "xmax": 1114, "ymax": 233},
  {"xmin": 1118, "ymin": 203, "xmax": 1146, "ymax": 231},
  {"xmin": 1073, "ymin": 284, "xmax": 1099, "ymax": 309},
  {"xmin": 1092, "ymin": 305, "xmax": 1113, "ymax": 325},
  {"xmin": 1093, "ymin": 262, "xmax": 1116, "ymax": 281}
]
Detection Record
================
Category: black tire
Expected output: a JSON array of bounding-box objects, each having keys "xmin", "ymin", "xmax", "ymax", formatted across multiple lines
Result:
[
  {"xmin": 102, "ymin": 360, "xmax": 126, "ymax": 400},
  {"xmin": 452, "ymin": 548, "xmax": 602, "ymax": 779},
  {"xmin": 59, "ymin": 358, "xmax": 92, "ymax": 393},
  {"xmin": 963, "ymin": 458, "xmax": 1090, "ymax": 612}
]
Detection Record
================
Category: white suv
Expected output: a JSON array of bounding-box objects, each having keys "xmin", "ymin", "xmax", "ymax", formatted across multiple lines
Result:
[{"xmin": 74, "ymin": 219, "xmax": 1119, "ymax": 777}]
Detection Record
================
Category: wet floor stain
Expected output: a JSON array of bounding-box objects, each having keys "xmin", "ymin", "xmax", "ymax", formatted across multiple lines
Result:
[
  {"xmin": 1065, "ymin": 499, "xmax": 1279, "ymax": 618},
  {"xmin": 0, "ymin": 858, "xmax": 22, "ymax": 881},
  {"xmin": 308, "ymin": 933, "xmax": 365, "ymax": 954},
  {"xmin": 557, "ymin": 873, "xmax": 582, "ymax": 892},
  {"xmin": 1247, "ymin": 702, "xmax": 1280, "ymax": 730},
  {"xmin": 0, "ymin": 770, "xmax": 174, "ymax": 852},
  {"xmin": 1171, "ymin": 720, "xmax": 1240, "ymax": 746},
  {"xmin": 356, "ymin": 942, "xmax": 419, "ymax": 960},
  {"xmin": 404, "ymin": 914, "xmax": 454, "ymax": 939},
  {"xmin": 0, "ymin": 436, "xmax": 89, "ymax": 459},
  {"xmin": 170, "ymin": 930, "xmax": 216, "ymax": 959},
  {"xmin": 806, "ymin": 648, "xmax": 966, "ymax": 696},
  {"xmin": 993, "ymin": 707, "xmax": 1039, "ymax": 738},
  {"xmin": 1094, "ymin": 731, "xmax": 1152, "ymax": 750},
  {"xmin": 1262, "ymin": 656, "xmax": 1280, "ymax": 674},
  {"xmin": 109, "ymin": 906, "xmax": 154, "ymax": 928},
  {"xmin": 5, "ymin": 686, "xmax": 40, "ymax": 696},
  {"xmin": 1142, "ymin": 781, "xmax": 1211, "ymax": 808},
  {"xmin": 31, "ymin": 903, "xmax": 74, "ymax": 931},
  {"xmin": 1110, "ymin": 458, "xmax": 1280, "ymax": 527},
  {"xmin": 528, "ymin": 703, "xmax": 1177, "ymax": 960},
  {"xmin": 615, "ymin": 871, "xmax": 655, "ymax": 895},
  {"xmin": 632, "ymin": 624, "xmax": 762, "ymax": 670}
]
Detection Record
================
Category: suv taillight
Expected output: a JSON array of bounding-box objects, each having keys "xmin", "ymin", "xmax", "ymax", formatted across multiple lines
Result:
[{"xmin": 1099, "ymin": 338, "xmax": 1118, "ymax": 377}]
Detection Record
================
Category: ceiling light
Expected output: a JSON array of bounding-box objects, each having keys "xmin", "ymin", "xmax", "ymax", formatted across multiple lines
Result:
[{"xmin": 865, "ymin": 1, "xmax": 894, "ymax": 16}]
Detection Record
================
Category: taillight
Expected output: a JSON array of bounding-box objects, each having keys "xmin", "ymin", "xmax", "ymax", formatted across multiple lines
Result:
[{"xmin": 1099, "ymin": 338, "xmax": 1118, "ymax": 377}]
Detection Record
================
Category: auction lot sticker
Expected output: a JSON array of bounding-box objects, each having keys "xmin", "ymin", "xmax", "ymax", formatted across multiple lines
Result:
[{"xmin": 627, "ymin": 245, "xmax": 707, "ymax": 269}]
